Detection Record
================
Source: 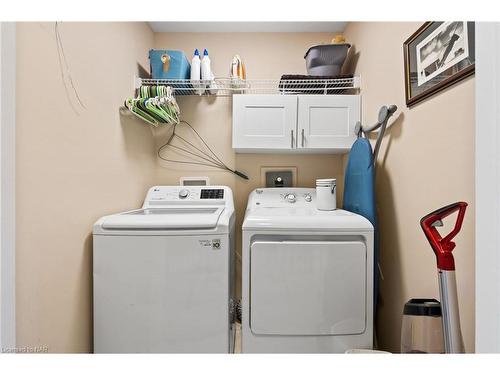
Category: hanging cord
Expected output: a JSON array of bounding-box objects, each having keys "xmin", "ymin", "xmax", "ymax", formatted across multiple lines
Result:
[
  {"xmin": 157, "ymin": 120, "xmax": 249, "ymax": 180},
  {"xmin": 55, "ymin": 22, "xmax": 86, "ymax": 115}
]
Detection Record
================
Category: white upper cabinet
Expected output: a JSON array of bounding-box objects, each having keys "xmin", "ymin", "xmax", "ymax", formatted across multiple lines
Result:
[
  {"xmin": 297, "ymin": 95, "xmax": 360, "ymax": 151},
  {"xmin": 232, "ymin": 94, "xmax": 360, "ymax": 153},
  {"xmin": 232, "ymin": 95, "xmax": 297, "ymax": 152}
]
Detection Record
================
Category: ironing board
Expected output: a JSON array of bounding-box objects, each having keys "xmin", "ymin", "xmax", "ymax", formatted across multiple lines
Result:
[{"xmin": 343, "ymin": 137, "xmax": 379, "ymax": 313}]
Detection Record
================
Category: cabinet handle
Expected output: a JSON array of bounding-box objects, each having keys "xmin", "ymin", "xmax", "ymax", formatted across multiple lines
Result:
[
  {"xmin": 301, "ymin": 128, "xmax": 305, "ymax": 147},
  {"xmin": 291, "ymin": 130, "xmax": 294, "ymax": 148}
]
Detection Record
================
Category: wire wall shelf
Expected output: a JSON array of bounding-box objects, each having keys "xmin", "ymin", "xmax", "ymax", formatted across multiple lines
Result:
[{"xmin": 134, "ymin": 76, "xmax": 361, "ymax": 97}]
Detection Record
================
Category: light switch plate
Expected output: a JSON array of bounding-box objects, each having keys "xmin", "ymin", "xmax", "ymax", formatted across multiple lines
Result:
[{"xmin": 260, "ymin": 167, "xmax": 297, "ymax": 188}]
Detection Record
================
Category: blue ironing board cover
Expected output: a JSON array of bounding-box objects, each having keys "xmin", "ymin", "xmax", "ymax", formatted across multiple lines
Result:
[{"xmin": 343, "ymin": 138, "xmax": 379, "ymax": 313}]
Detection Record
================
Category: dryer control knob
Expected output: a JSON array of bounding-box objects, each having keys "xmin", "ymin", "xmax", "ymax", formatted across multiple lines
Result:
[
  {"xmin": 285, "ymin": 193, "xmax": 296, "ymax": 203},
  {"xmin": 179, "ymin": 189, "xmax": 190, "ymax": 199},
  {"xmin": 304, "ymin": 194, "xmax": 312, "ymax": 202}
]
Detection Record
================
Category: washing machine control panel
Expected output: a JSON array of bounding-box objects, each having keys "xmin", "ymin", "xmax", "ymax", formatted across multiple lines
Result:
[
  {"xmin": 144, "ymin": 186, "xmax": 229, "ymax": 206},
  {"xmin": 250, "ymin": 188, "xmax": 316, "ymax": 208},
  {"xmin": 200, "ymin": 189, "xmax": 224, "ymax": 199}
]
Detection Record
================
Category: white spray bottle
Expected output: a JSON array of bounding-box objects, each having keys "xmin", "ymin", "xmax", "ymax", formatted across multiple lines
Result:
[
  {"xmin": 201, "ymin": 49, "xmax": 212, "ymax": 81},
  {"xmin": 201, "ymin": 49, "xmax": 216, "ymax": 94},
  {"xmin": 190, "ymin": 48, "xmax": 202, "ymax": 95}
]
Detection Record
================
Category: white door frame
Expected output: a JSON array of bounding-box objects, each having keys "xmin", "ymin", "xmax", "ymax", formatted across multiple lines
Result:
[
  {"xmin": 0, "ymin": 22, "xmax": 16, "ymax": 351},
  {"xmin": 475, "ymin": 22, "xmax": 500, "ymax": 353}
]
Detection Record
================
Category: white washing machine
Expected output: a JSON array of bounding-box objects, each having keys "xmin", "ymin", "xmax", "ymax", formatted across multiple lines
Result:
[
  {"xmin": 93, "ymin": 186, "xmax": 235, "ymax": 353},
  {"xmin": 241, "ymin": 188, "xmax": 374, "ymax": 353}
]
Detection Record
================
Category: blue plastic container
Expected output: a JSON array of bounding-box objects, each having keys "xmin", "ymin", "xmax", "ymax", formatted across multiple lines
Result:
[{"xmin": 149, "ymin": 50, "xmax": 190, "ymax": 79}]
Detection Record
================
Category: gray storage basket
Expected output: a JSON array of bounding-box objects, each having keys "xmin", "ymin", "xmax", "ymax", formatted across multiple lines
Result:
[{"xmin": 304, "ymin": 43, "xmax": 351, "ymax": 76}]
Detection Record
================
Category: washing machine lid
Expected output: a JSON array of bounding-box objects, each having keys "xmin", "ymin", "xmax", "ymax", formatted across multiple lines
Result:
[
  {"xmin": 99, "ymin": 207, "xmax": 224, "ymax": 230},
  {"xmin": 243, "ymin": 208, "xmax": 373, "ymax": 231}
]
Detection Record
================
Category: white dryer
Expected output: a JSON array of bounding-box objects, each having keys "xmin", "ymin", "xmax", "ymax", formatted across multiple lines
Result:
[
  {"xmin": 241, "ymin": 188, "xmax": 374, "ymax": 353},
  {"xmin": 93, "ymin": 186, "xmax": 235, "ymax": 353}
]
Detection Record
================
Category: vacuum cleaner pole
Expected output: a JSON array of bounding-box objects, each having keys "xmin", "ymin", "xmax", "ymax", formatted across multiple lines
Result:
[
  {"xmin": 438, "ymin": 270, "xmax": 464, "ymax": 352},
  {"xmin": 420, "ymin": 202, "xmax": 467, "ymax": 353}
]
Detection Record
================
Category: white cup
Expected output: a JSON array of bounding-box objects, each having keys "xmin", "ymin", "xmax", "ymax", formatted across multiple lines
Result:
[{"xmin": 316, "ymin": 178, "xmax": 337, "ymax": 211}]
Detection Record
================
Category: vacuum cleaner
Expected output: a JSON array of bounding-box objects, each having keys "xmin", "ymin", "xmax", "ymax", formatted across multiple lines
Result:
[{"xmin": 420, "ymin": 202, "xmax": 468, "ymax": 353}]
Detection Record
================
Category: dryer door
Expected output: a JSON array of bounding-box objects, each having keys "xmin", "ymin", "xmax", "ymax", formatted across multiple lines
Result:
[{"xmin": 250, "ymin": 240, "xmax": 366, "ymax": 335}]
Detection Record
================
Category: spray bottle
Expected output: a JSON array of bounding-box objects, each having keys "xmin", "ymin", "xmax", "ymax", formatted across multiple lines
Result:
[
  {"xmin": 190, "ymin": 49, "xmax": 202, "ymax": 95},
  {"xmin": 201, "ymin": 49, "xmax": 217, "ymax": 94}
]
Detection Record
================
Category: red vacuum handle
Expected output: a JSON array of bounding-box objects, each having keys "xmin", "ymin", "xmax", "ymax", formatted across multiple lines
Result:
[{"xmin": 420, "ymin": 202, "xmax": 468, "ymax": 271}]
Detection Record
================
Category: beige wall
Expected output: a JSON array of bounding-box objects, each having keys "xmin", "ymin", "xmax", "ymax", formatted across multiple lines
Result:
[
  {"xmin": 153, "ymin": 32, "xmax": 345, "ymax": 297},
  {"xmin": 16, "ymin": 22, "xmax": 155, "ymax": 352},
  {"xmin": 344, "ymin": 22, "xmax": 475, "ymax": 352}
]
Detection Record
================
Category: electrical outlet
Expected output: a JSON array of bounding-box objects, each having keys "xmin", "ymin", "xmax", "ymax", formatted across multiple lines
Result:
[{"xmin": 260, "ymin": 167, "xmax": 297, "ymax": 188}]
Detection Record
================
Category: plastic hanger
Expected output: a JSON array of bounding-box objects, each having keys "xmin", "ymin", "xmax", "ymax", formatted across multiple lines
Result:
[
  {"xmin": 130, "ymin": 85, "xmax": 180, "ymax": 126},
  {"xmin": 125, "ymin": 98, "xmax": 159, "ymax": 127}
]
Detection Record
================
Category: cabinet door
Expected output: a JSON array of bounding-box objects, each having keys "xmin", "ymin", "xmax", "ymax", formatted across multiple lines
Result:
[
  {"xmin": 297, "ymin": 95, "xmax": 360, "ymax": 151},
  {"xmin": 232, "ymin": 95, "xmax": 297, "ymax": 152}
]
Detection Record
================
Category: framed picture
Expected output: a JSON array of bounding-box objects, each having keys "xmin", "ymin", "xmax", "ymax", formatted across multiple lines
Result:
[{"xmin": 403, "ymin": 22, "xmax": 475, "ymax": 107}]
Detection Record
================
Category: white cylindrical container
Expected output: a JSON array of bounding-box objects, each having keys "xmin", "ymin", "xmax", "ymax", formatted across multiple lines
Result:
[{"xmin": 316, "ymin": 178, "xmax": 337, "ymax": 211}]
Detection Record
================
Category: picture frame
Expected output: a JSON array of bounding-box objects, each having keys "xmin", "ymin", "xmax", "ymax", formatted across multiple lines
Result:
[{"xmin": 403, "ymin": 22, "xmax": 475, "ymax": 107}]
